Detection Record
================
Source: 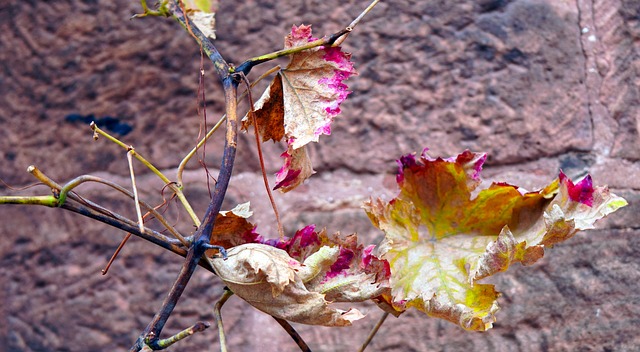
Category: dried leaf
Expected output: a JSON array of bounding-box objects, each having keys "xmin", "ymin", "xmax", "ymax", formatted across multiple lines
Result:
[
  {"xmin": 273, "ymin": 144, "xmax": 314, "ymax": 192},
  {"xmin": 211, "ymin": 243, "xmax": 365, "ymax": 326},
  {"xmin": 207, "ymin": 202, "xmax": 259, "ymax": 254},
  {"xmin": 268, "ymin": 225, "xmax": 390, "ymax": 302},
  {"xmin": 364, "ymin": 150, "xmax": 627, "ymax": 331},
  {"xmin": 244, "ymin": 24, "xmax": 356, "ymax": 192}
]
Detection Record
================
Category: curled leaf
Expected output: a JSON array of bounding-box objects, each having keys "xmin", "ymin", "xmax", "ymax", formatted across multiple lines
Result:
[
  {"xmin": 364, "ymin": 150, "xmax": 627, "ymax": 331},
  {"xmin": 273, "ymin": 144, "xmax": 314, "ymax": 192},
  {"xmin": 267, "ymin": 225, "xmax": 391, "ymax": 302},
  {"xmin": 211, "ymin": 243, "xmax": 364, "ymax": 326}
]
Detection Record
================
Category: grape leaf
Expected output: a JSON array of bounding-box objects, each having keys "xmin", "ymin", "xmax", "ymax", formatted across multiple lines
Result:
[
  {"xmin": 265, "ymin": 225, "xmax": 390, "ymax": 302},
  {"xmin": 211, "ymin": 243, "xmax": 365, "ymax": 326},
  {"xmin": 364, "ymin": 149, "xmax": 627, "ymax": 331},
  {"xmin": 245, "ymin": 24, "xmax": 356, "ymax": 192},
  {"xmin": 209, "ymin": 224, "xmax": 390, "ymax": 325}
]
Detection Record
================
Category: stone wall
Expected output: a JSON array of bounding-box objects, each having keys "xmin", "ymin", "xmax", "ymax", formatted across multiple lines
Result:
[{"xmin": 1, "ymin": 0, "xmax": 639, "ymax": 351}]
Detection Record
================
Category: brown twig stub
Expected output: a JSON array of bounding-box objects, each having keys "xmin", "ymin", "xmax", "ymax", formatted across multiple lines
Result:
[{"xmin": 273, "ymin": 317, "xmax": 312, "ymax": 352}]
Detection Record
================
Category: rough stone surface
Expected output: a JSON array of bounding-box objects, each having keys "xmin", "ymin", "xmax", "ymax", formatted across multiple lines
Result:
[{"xmin": 1, "ymin": 0, "xmax": 639, "ymax": 351}]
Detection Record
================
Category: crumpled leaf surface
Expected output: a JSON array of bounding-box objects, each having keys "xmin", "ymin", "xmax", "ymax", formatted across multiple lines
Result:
[
  {"xmin": 209, "ymin": 224, "xmax": 390, "ymax": 326},
  {"xmin": 245, "ymin": 24, "xmax": 356, "ymax": 192},
  {"xmin": 211, "ymin": 243, "xmax": 365, "ymax": 326},
  {"xmin": 364, "ymin": 149, "xmax": 627, "ymax": 331},
  {"xmin": 265, "ymin": 225, "xmax": 390, "ymax": 302}
]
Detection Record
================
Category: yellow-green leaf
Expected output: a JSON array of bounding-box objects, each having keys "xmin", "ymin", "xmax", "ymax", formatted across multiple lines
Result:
[{"xmin": 364, "ymin": 150, "xmax": 627, "ymax": 331}]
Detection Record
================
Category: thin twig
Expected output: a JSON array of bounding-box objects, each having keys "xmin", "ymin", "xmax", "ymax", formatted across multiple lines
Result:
[
  {"xmin": 235, "ymin": 29, "xmax": 349, "ymax": 74},
  {"xmin": 91, "ymin": 122, "xmax": 201, "ymax": 226},
  {"xmin": 102, "ymin": 233, "xmax": 132, "ymax": 275},
  {"xmin": 235, "ymin": 0, "xmax": 380, "ymax": 74},
  {"xmin": 273, "ymin": 317, "xmax": 312, "ymax": 352},
  {"xmin": 56, "ymin": 174, "xmax": 188, "ymax": 247},
  {"xmin": 334, "ymin": 0, "xmax": 381, "ymax": 46},
  {"xmin": 128, "ymin": 149, "xmax": 146, "ymax": 234},
  {"xmin": 177, "ymin": 113, "xmax": 226, "ymax": 187},
  {"xmin": 358, "ymin": 312, "xmax": 389, "ymax": 352},
  {"xmin": 149, "ymin": 321, "xmax": 211, "ymax": 349},
  {"xmin": 214, "ymin": 288, "xmax": 234, "ymax": 352},
  {"xmin": 176, "ymin": 66, "xmax": 280, "ymax": 187},
  {"xmin": 0, "ymin": 195, "xmax": 58, "ymax": 207}
]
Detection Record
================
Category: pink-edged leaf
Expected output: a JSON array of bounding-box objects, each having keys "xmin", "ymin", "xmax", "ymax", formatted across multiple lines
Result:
[
  {"xmin": 364, "ymin": 150, "xmax": 627, "ymax": 331},
  {"xmin": 266, "ymin": 225, "xmax": 391, "ymax": 303},
  {"xmin": 280, "ymin": 25, "xmax": 356, "ymax": 149},
  {"xmin": 273, "ymin": 143, "xmax": 314, "ymax": 192},
  {"xmin": 244, "ymin": 24, "xmax": 356, "ymax": 192},
  {"xmin": 211, "ymin": 243, "xmax": 364, "ymax": 326}
]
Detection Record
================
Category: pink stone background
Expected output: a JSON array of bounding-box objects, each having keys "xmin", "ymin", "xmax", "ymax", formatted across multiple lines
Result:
[{"xmin": 1, "ymin": 0, "xmax": 639, "ymax": 351}]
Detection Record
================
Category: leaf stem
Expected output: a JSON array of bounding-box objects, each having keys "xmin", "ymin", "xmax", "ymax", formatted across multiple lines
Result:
[
  {"xmin": 176, "ymin": 65, "xmax": 281, "ymax": 188},
  {"xmin": 238, "ymin": 72, "xmax": 285, "ymax": 239}
]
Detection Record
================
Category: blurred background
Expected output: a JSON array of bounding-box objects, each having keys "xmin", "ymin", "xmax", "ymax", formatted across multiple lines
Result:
[{"xmin": 1, "ymin": 0, "xmax": 639, "ymax": 351}]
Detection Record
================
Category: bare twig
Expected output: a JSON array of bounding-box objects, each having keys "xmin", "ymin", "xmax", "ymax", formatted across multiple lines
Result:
[
  {"xmin": 145, "ymin": 321, "xmax": 211, "ymax": 349},
  {"xmin": 91, "ymin": 122, "xmax": 201, "ymax": 227},
  {"xmin": 273, "ymin": 317, "xmax": 312, "ymax": 352},
  {"xmin": 128, "ymin": 149, "xmax": 145, "ymax": 233},
  {"xmin": 334, "ymin": 0, "xmax": 381, "ymax": 46},
  {"xmin": 214, "ymin": 288, "xmax": 234, "ymax": 352},
  {"xmin": 358, "ymin": 312, "xmax": 389, "ymax": 352},
  {"xmin": 56, "ymin": 174, "xmax": 188, "ymax": 247},
  {"xmin": 235, "ymin": 0, "xmax": 380, "ymax": 74}
]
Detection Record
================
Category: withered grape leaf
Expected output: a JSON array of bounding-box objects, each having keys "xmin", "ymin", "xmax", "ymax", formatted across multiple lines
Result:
[
  {"xmin": 364, "ymin": 149, "xmax": 627, "ymax": 331},
  {"xmin": 209, "ymin": 224, "xmax": 390, "ymax": 325},
  {"xmin": 245, "ymin": 24, "xmax": 356, "ymax": 192},
  {"xmin": 266, "ymin": 225, "xmax": 390, "ymax": 302},
  {"xmin": 211, "ymin": 243, "xmax": 365, "ymax": 326}
]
